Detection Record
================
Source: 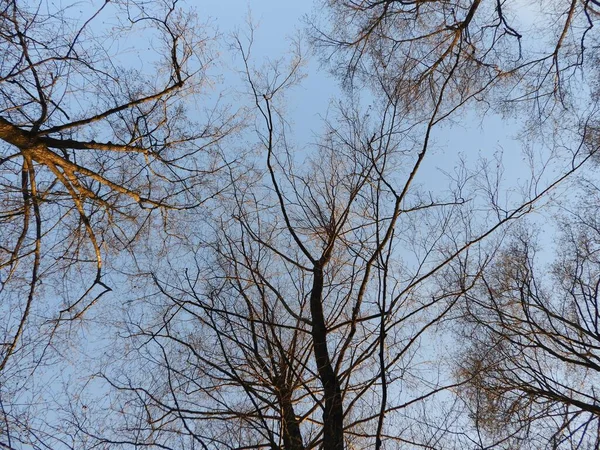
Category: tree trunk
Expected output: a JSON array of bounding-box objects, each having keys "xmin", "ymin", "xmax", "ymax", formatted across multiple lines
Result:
[{"xmin": 310, "ymin": 265, "xmax": 344, "ymax": 449}]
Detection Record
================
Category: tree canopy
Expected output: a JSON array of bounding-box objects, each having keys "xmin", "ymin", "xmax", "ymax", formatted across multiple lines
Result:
[{"xmin": 1, "ymin": 1, "xmax": 599, "ymax": 449}]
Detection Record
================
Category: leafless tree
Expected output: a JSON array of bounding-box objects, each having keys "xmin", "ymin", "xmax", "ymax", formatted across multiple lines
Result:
[
  {"xmin": 87, "ymin": 28, "xmax": 598, "ymax": 450},
  {"xmin": 312, "ymin": 0, "xmax": 600, "ymax": 117},
  {"xmin": 0, "ymin": 1, "xmax": 236, "ymax": 448},
  {"xmin": 455, "ymin": 164, "xmax": 600, "ymax": 449},
  {"xmin": 310, "ymin": 4, "xmax": 600, "ymax": 443},
  {"xmin": 1, "ymin": 2, "xmax": 598, "ymax": 449}
]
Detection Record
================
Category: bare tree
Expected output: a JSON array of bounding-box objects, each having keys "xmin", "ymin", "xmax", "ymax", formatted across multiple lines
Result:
[
  {"xmin": 312, "ymin": 0, "xmax": 600, "ymax": 117},
  {"xmin": 88, "ymin": 28, "xmax": 598, "ymax": 450},
  {"xmin": 1, "ymin": 2, "xmax": 598, "ymax": 449},
  {"xmin": 310, "ymin": 4, "xmax": 600, "ymax": 443},
  {"xmin": 455, "ymin": 166, "xmax": 600, "ymax": 449},
  {"xmin": 0, "ymin": 1, "xmax": 236, "ymax": 448}
]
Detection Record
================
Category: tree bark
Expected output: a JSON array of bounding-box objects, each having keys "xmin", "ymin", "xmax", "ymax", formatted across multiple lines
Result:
[
  {"xmin": 276, "ymin": 384, "xmax": 304, "ymax": 450},
  {"xmin": 310, "ymin": 264, "xmax": 344, "ymax": 450}
]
